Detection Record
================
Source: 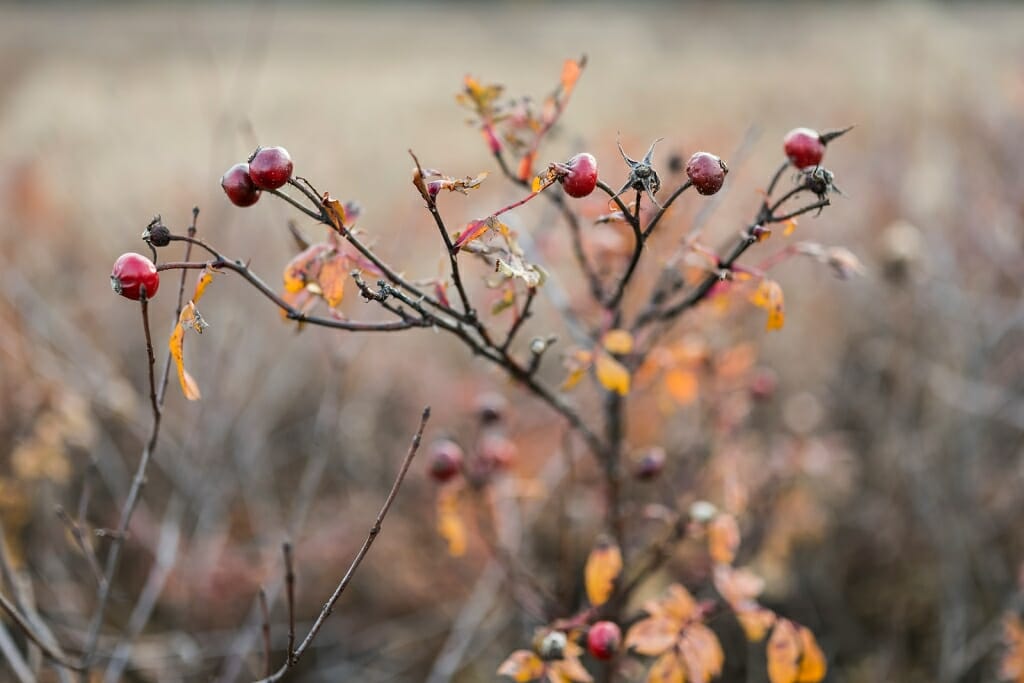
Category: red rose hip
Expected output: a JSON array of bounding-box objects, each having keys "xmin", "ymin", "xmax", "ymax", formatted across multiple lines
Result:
[
  {"xmin": 783, "ymin": 128, "xmax": 825, "ymax": 169},
  {"xmin": 685, "ymin": 152, "xmax": 728, "ymax": 195},
  {"xmin": 587, "ymin": 621, "xmax": 621, "ymax": 661},
  {"xmin": 561, "ymin": 152, "xmax": 598, "ymax": 198},
  {"xmin": 221, "ymin": 163, "xmax": 261, "ymax": 207},
  {"xmin": 111, "ymin": 252, "xmax": 159, "ymax": 300},
  {"xmin": 428, "ymin": 439, "xmax": 464, "ymax": 482},
  {"xmin": 248, "ymin": 146, "xmax": 293, "ymax": 190}
]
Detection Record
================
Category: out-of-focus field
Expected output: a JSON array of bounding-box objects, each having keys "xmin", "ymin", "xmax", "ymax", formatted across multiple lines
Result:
[{"xmin": 1, "ymin": 3, "xmax": 1023, "ymax": 682}]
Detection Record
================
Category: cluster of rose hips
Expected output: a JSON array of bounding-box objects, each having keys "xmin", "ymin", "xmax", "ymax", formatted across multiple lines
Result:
[
  {"xmin": 427, "ymin": 393, "xmax": 518, "ymax": 483},
  {"xmin": 220, "ymin": 146, "xmax": 294, "ymax": 207},
  {"xmin": 552, "ymin": 149, "xmax": 728, "ymax": 200}
]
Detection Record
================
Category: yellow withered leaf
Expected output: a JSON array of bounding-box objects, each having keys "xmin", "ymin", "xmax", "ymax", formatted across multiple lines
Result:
[
  {"xmin": 437, "ymin": 487, "xmax": 467, "ymax": 557},
  {"xmin": 796, "ymin": 627, "xmax": 827, "ymax": 682},
  {"xmin": 646, "ymin": 651, "xmax": 684, "ymax": 683},
  {"xmin": 584, "ymin": 537, "xmax": 622, "ymax": 607},
  {"xmin": 602, "ymin": 329, "xmax": 634, "ymax": 355},
  {"xmin": 750, "ymin": 280, "xmax": 785, "ymax": 331},
  {"xmin": 595, "ymin": 352, "xmax": 630, "ymax": 396},
  {"xmin": 497, "ymin": 650, "xmax": 545, "ymax": 682},
  {"xmin": 169, "ymin": 302, "xmax": 201, "ymax": 401},
  {"xmin": 317, "ymin": 255, "xmax": 347, "ymax": 309},
  {"xmin": 767, "ymin": 619, "xmax": 801, "ymax": 683}
]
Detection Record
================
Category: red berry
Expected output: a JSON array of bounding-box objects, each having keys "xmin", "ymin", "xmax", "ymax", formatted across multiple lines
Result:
[
  {"xmin": 248, "ymin": 146, "xmax": 293, "ymax": 190},
  {"xmin": 220, "ymin": 163, "xmax": 261, "ymax": 207},
  {"xmin": 633, "ymin": 447, "xmax": 666, "ymax": 481},
  {"xmin": 783, "ymin": 128, "xmax": 825, "ymax": 169},
  {"xmin": 561, "ymin": 153, "xmax": 598, "ymax": 198},
  {"xmin": 587, "ymin": 621, "xmax": 621, "ymax": 661},
  {"xmin": 478, "ymin": 433, "xmax": 517, "ymax": 470},
  {"xmin": 428, "ymin": 440, "xmax": 463, "ymax": 482},
  {"xmin": 750, "ymin": 367, "xmax": 778, "ymax": 401},
  {"xmin": 685, "ymin": 152, "xmax": 728, "ymax": 195},
  {"xmin": 111, "ymin": 253, "xmax": 159, "ymax": 300}
]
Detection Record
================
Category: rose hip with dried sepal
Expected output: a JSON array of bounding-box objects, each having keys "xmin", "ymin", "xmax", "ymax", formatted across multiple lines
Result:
[
  {"xmin": 110, "ymin": 253, "xmax": 159, "ymax": 301},
  {"xmin": 248, "ymin": 146, "xmax": 293, "ymax": 190},
  {"xmin": 587, "ymin": 621, "xmax": 621, "ymax": 661},
  {"xmin": 220, "ymin": 163, "xmax": 261, "ymax": 207},
  {"xmin": 685, "ymin": 152, "xmax": 728, "ymax": 195},
  {"xmin": 783, "ymin": 128, "xmax": 825, "ymax": 170},
  {"xmin": 559, "ymin": 152, "xmax": 598, "ymax": 198}
]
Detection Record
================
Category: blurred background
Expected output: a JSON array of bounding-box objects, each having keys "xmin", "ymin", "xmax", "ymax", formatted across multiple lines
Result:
[{"xmin": 1, "ymin": 2, "xmax": 1023, "ymax": 682}]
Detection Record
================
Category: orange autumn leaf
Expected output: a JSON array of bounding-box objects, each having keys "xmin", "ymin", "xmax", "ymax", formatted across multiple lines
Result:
[
  {"xmin": 646, "ymin": 651, "xmax": 684, "ymax": 683},
  {"xmin": 595, "ymin": 352, "xmax": 630, "ymax": 396},
  {"xmin": 317, "ymin": 255, "xmax": 347, "ymax": 309},
  {"xmin": 322, "ymin": 195, "xmax": 349, "ymax": 232},
  {"xmin": 713, "ymin": 565, "xmax": 776, "ymax": 641},
  {"xmin": 602, "ymin": 329, "xmax": 634, "ymax": 355},
  {"xmin": 169, "ymin": 302, "xmax": 201, "ymax": 401},
  {"xmin": 783, "ymin": 218, "xmax": 798, "ymax": 236},
  {"xmin": 560, "ymin": 57, "xmax": 584, "ymax": 97},
  {"xmin": 192, "ymin": 266, "xmax": 217, "ymax": 303},
  {"xmin": 708, "ymin": 513, "xmax": 740, "ymax": 565},
  {"xmin": 796, "ymin": 626, "xmax": 827, "ymax": 682},
  {"xmin": 436, "ymin": 486, "xmax": 467, "ymax": 557},
  {"xmin": 584, "ymin": 537, "xmax": 622, "ymax": 607},
  {"xmin": 767, "ymin": 619, "xmax": 801, "ymax": 683},
  {"xmin": 680, "ymin": 622, "xmax": 725, "ymax": 682},
  {"xmin": 751, "ymin": 279, "xmax": 785, "ymax": 331},
  {"xmin": 283, "ymin": 244, "xmax": 328, "ymax": 294},
  {"xmin": 498, "ymin": 650, "xmax": 545, "ymax": 682},
  {"xmin": 518, "ymin": 152, "xmax": 537, "ymax": 182},
  {"xmin": 665, "ymin": 369, "xmax": 699, "ymax": 406}
]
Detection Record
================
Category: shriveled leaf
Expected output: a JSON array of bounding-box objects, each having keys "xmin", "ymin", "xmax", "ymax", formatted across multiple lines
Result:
[
  {"xmin": 562, "ymin": 349, "xmax": 593, "ymax": 391},
  {"xmin": 283, "ymin": 244, "xmax": 328, "ymax": 294},
  {"xmin": 584, "ymin": 537, "xmax": 622, "ymax": 607},
  {"xmin": 552, "ymin": 644, "xmax": 593, "ymax": 683},
  {"xmin": 192, "ymin": 266, "xmax": 217, "ymax": 303},
  {"xmin": 795, "ymin": 627, "xmax": 826, "ymax": 682},
  {"xmin": 646, "ymin": 651, "xmax": 684, "ymax": 683},
  {"xmin": 496, "ymin": 254, "xmax": 546, "ymax": 288},
  {"xmin": 560, "ymin": 57, "xmax": 584, "ymax": 97},
  {"xmin": 437, "ymin": 487, "xmax": 467, "ymax": 557},
  {"xmin": 169, "ymin": 302, "xmax": 201, "ymax": 401},
  {"xmin": 323, "ymin": 195, "xmax": 349, "ymax": 232},
  {"xmin": 767, "ymin": 619, "xmax": 801, "ymax": 683},
  {"xmin": 665, "ymin": 369, "xmax": 698, "ymax": 406},
  {"xmin": 317, "ymin": 255, "xmax": 347, "ymax": 308},
  {"xmin": 783, "ymin": 219, "xmax": 798, "ymax": 236},
  {"xmin": 713, "ymin": 565, "xmax": 764, "ymax": 607},
  {"xmin": 492, "ymin": 287, "xmax": 517, "ymax": 315},
  {"xmin": 595, "ymin": 352, "xmax": 630, "ymax": 396},
  {"xmin": 453, "ymin": 218, "xmax": 492, "ymax": 251},
  {"xmin": 498, "ymin": 650, "xmax": 545, "ymax": 682},
  {"xmin": 679, "ymin": 623, "xmax": 724, "ymax": 682},
  {"xmin": 518, "ymin": 152, "xmax": 537, "ymax": 182},
  {"xmin": 661, "ymin": 584, "xmax": 700, "ymax": 623},
  {"xmin": 625, "ymin": 617, "xmax": 677, "ymax": 657},
  {"xmin": 602, "ymin": 329, "xmax": 634, "ymax": 355},
  {"xmin": 737, "ymin": 608, "xmax": 778, "ymax": 642},
  {"xmin": 750, "ymin": 280, "xmax": 785, "ymax": 331}
]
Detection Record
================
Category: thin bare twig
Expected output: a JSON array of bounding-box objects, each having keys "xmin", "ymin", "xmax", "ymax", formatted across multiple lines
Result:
[{"xmin": 253, "ymin": 407, "xmax": 431, "ymax": 683}]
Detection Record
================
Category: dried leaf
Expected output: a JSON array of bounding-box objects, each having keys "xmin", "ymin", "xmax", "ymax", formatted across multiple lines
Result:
[
  {"xmin": 646, "ymin": 651, "xmax": 684, "ymax": 683},
  {"xmin": 661, "ymin": 584, "xmax": 700, "ymax": 623},
  {"xmin": 551, "ymin": 643, "xmax": 593, "ymax": 683},
  {"xmin": 602, "ymin": 329, "xmax": 634, "ymax": 355},
  {"xmin": 750, "ymin": 280, "xmax": 785, "ymax": 331},
  {"xmin": 584, "ymin": 538, "xmax": 622, "ymax": 607},
  {"xmin": 679, "ymin": 623, "xmax": 724, "ymax": 682},
  {"xmin": 169, "ymin": 302, "xmax": 201, "ymax": 401},
  {"xmin": 665, "ymin": 369, "xmax": 698, "ymax": 406},
  {"xmin": 496, "ymin": 254, "xmax": 546, "ymax": 288},
  {"xmin": 317, "ymin": 255, "xmax": 347, "ymax": 308},
  {"xmin": 323, "ymin": 195, "xmax": 349, "ymax": 231},
  {"xmin": 498, "ymin": 650, "xmax": 545, "ymax": 682},
  {"xmin": 283, "ymin": 244, "xmax": 329, "ymax": 294},
  {"xmin": 561, "ymin": 58, "xmax": 584, "ymax": 97},
  {"xmin": 737, "ymin": 608, "xmax": 778, "ymax": 642},
  {"xmin": 796, "ymin": 627, "xmax": 827, "ymax": 682},
  {"xmin": 595, "ymin": 352, "xmax": 630, "ymax": 396},
  {"xmin": 783, "ymin": 219, "xmax": 798, "ymax": 236},
  {"xmin": 453, "ymin": 219, "xmax": 490, "ymax": 251},
  {"xmin": 192, "ymin": 266, "xmax": 217, "ymax": 303},
  {"xmin": 767, "ymin": 619, "xmax": 801, "ymax": 683},
  {"xmin": 625, "ymin": 617, "xmax": 677, "ymax": 657},
  {"xmin": 562, "ymin": 349, "xmax": 593, "ymax": 391},
  {"xmin": 437, "ymin": 487, "xmax": 467, "ymax": 557},
  {"xmin": 708, "ymin": 513, "xmax": 741, "ymax": 565}
]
